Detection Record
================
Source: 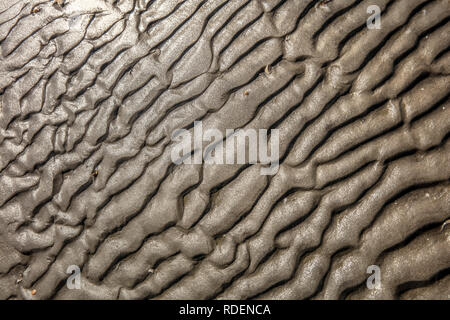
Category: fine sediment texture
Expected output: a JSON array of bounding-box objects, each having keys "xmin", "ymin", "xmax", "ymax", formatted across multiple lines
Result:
[{"xmin": 0, "ymin": 0, "xmax": 449, "ymax": 300}]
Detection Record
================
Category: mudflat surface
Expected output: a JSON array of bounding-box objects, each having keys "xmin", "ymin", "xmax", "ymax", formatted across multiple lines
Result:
[{"xmin": 0, "ymin": 0, "xmax": 449, "ymax": 300}]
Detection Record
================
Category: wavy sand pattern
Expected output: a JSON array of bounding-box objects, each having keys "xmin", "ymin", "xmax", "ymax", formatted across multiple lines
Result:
[{"xmin": 0, "ymin": 0, "xmax": 449, "ymax": 300}]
